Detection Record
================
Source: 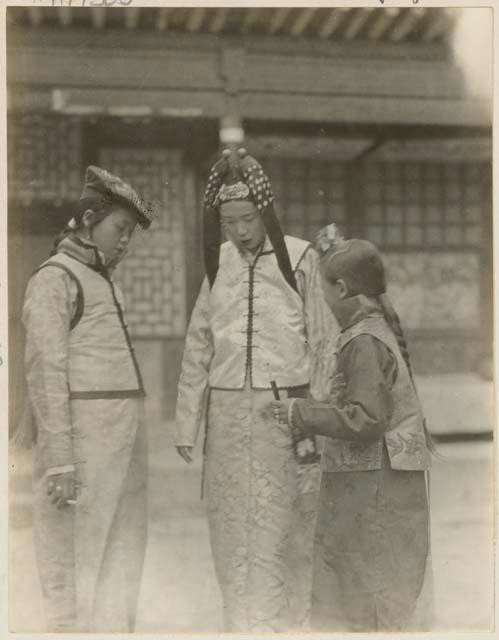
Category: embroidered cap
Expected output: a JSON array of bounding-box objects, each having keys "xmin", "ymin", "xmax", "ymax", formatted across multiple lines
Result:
[{"xmin": 80, "ymin": 165, "xmax": 154, "ymax": 229}]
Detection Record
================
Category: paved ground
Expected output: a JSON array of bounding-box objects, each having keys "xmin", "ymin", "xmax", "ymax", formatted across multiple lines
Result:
[
  {"xmin": 9, "ymin": 419, "xmax": 494, "ymax": 634},
  {"xmin": 414, "ymin": 373, "xmax": 493, "ymax": 435}
]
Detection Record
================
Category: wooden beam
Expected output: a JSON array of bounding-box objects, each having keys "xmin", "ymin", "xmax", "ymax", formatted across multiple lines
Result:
[
  {"xmin": 186, "ymin": 8, "xmax": 206, "ymax": 33},
  {"xmin": 124, "ymin": 8, "xmax": 141, "ymax": 30},
  {"xmin": 290, "ymin": 8, "xmax": 317, "ymax": 36},
  {"xmin": 9, "ymin": 36, "xmax": 459, "ymax": 99},
  {"xmin": 368, "ymin": 8, "xmax": 400, "ymax": 41},
  {"xmin": 319, "ymin": 8, "xmax": 350, "ymax": 39},
  {"xmin": 24, "ymin": 86, "xmax": 224, "ymax": 119},
  {"xmin": 241, "ymin": 7, "xmax": 261, "ymax": 33},
  {"xmin": 344, "ymin": 8, "xmax": 374, "ymax": 41},
  {"xmin": 244, "ymin": 51, "xmax": 466, "ymax": 100},
  {"xmin": 157, "ymin": 8, "xmax": 170, "ymax": 31},
  {"xmin": 245, "ymin": 135, "xmax": 372, "ymax": 160},
  {"xmin": 390, "ymin": 8, "xmax": 426, "ymax": 42},
  {"xmin": 91, "ymin": 8, "xmax": 106, "ymax": 30},
  {"xmin": 241, "ymin": 92, "xmax": 490, "ymax": 127},
  {"xmin": 8, "ymin": 82, "xmax": 490, "ymax": 128},
  {"xmin": 27, "ymin": 7, "xmax": 43, "ymax": 28},
  {"xmin": 209, "ymin": 8, "xmax": 229, "ymax": 34},
  {"xmin": 57, "ymin": 9, "xmax": 73, "ymax": 28},
  {"xmin": 7, "ymin": 26, "xmax": 449, "ymax": 62},
  {"xmin": 423, "ymin": 11, "xmax": 453, "ymax": 42},
  {"xmin": 268, "ymin": 8, "xmax": 293, "ymax": 35},
  {"xmin": 370, "ymin": 137, "xmax": 491, "ymax": 161}
]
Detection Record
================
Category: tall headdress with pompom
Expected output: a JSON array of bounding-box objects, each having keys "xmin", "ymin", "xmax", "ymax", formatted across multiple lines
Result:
[{"xmin": 203, "ymin": 148, "xmax": 297, "ymax": 292}]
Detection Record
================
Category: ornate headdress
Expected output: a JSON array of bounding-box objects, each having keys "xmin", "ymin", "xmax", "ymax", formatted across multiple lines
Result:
[
  {"xmin": 215, "ymin": 181, "xmax": 251, "ymax": 205},
  {"xmin": 203, "ymin": 148, "xmax": 297, "ymax": 292}
]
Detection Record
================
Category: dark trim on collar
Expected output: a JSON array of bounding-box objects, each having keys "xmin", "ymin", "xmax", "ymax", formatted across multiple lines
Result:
[
  {"xmin": 294, "ymin": 243, "xmax": 313, "ymax": 273},
  {"xmin": 59, "ymin": 250, "xmax": 109, "ymax": 279}
]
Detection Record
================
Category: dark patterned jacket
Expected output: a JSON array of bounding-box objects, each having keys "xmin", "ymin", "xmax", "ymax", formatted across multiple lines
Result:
[{"xmin": 291, "ymin": 295, "xmax": 431, "ymax": 472}]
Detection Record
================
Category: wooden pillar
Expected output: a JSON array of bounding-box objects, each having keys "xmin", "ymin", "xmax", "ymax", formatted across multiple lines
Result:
[
  {"xmin": 219, "ymin": 112, "xmax": 244, "ymax": 150},
  {"xmin": 219, "ymin": 47, "xmax": 246, "ymax": 150},
  {"xmin": 345, "ymin": 159, "xmax": 367, "ymax": 239},
  {"xmin": 479, "ymin": 162, "xmax": 493, "ymax": 379},
  {"xmin": 345, "ymin": 138, "xmax": 388, "ymax": 240}
]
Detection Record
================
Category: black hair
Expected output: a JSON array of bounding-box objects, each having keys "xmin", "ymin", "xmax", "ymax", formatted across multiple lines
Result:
[
  {"xmin": 322, "ymin": 238, "xmax": 437, "ymax": 454},
  {"xmin": 49, "ymin": 195, "xmax": 113, "ymax": 256}
]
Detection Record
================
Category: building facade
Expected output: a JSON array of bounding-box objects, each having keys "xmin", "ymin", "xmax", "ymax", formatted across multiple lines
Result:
[{"xmin": 7, "ymin": 7, "xmax": 492, "ymax": 423}]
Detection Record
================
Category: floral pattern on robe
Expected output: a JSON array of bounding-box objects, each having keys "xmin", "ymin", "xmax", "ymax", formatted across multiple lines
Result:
[{"xmin": 175, "ymin": 237, "xmax": 338, "ymax": 631}]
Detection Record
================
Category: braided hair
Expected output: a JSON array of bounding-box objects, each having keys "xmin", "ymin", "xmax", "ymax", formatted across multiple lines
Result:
[
  {"xmin": 377, "ymin": 292, "xmax": 437, "ymax": 453},
  {"xmin": 377, "ymin": 293, "xmax": 415, "ymax": 381},
  {"xmin": 320, "ymin": 237, "xmax": 436, "ymax": 454}
]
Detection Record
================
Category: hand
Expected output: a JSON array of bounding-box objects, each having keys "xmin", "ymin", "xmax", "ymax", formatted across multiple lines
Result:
[
  {"xmin": 176, "ymin": 446, "xmax": 193, "ymax": 464},
  {"xmin": 270, "ymin": 400, "xmax": 291, "ymax": 425},
  {"xmin": 46, "ymin": 471, "xmax": 76, "ymax": 509}
]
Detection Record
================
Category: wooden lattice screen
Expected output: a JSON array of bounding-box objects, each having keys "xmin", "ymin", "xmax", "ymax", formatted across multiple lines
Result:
[
  {"xmin": 364, "ymin": 161, "xmax": 483, "ymax": 250},
  {"xmin": 262, "ymin": 156, "xmax": 483, "ymax": 251}
]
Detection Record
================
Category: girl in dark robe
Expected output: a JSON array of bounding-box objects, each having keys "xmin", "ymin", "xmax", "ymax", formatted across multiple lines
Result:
[{"xmin": 270, "ymin": 231, "xmax": 434, "ymax": 632}]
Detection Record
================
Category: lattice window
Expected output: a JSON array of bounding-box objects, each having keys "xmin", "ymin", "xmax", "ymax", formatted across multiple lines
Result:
[
  {"xmin": 365, "ymin": 161, "xmax": 483, "ymax": 250},
  {"xmin": 8, "ymin": 114, "xmax": 82, "ymax": 203},
  {"xmin": 99, "ymin": 148, "xmax": 186, "ymax": 338},
  {"xmin": 261, "ymin": 157, "xmax": 347, "ymax": 242}
]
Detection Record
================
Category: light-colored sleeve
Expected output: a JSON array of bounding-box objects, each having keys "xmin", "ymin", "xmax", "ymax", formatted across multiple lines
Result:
[
  {"xmin": 296, "ymin": 247, "xmax": 341, "ymax": 401},
  {"xmin": 174, "ymin": 277, "xmax": 214, "ymax": 447},
  {"xmin": 22, "ymin": 268, "xmax": 77, "ymax": 471}
]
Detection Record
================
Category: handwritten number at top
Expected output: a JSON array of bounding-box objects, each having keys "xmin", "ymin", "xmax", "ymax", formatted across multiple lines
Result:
[
  {"xmin": 51, "ymin": 1, "xmax": 134, "ymax": 8},
  {"xmin": 378, "ymin": 0, "xmax": 420, "ymax": 4}
]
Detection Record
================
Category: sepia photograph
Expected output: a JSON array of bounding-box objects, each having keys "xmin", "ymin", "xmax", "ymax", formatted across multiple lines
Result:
[{"xmin": 2, "ymin": 1, "xmax": 495, "ymax": 636}]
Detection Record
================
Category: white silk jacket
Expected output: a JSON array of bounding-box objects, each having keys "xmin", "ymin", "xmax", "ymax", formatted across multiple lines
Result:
[{"xmin": 175, "ymin": 235, "xmax": 338, "ymax": 446}]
